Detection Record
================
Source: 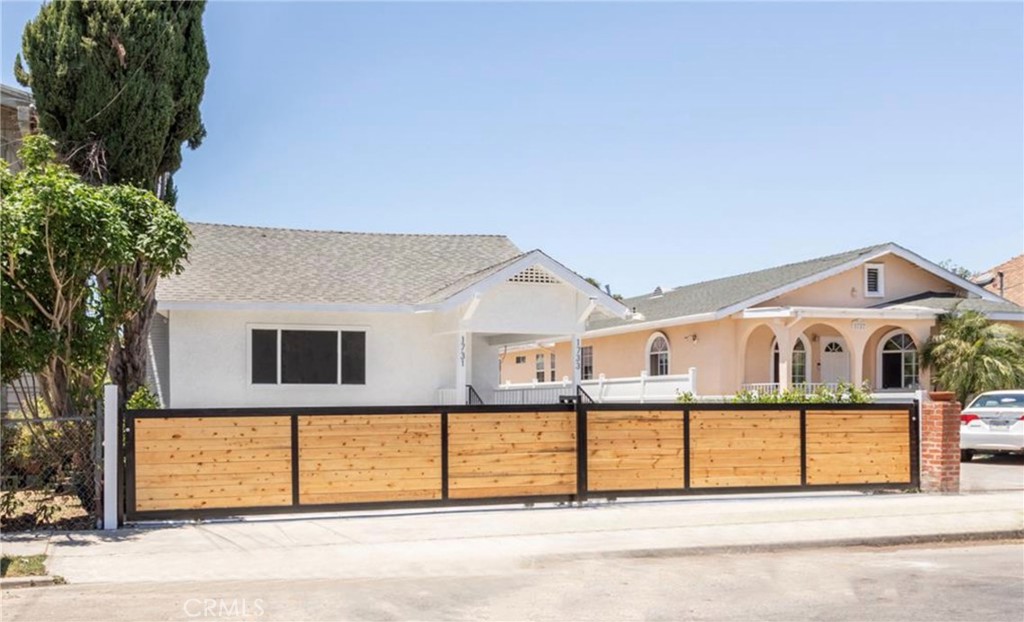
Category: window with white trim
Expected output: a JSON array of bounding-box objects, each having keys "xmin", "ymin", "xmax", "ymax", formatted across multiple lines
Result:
[
  {"xmin": 647, "ymin": 333, "xmax": 670, "ymax": 376},
  {"xmin": 514, "ymin": 355, "xmax": 526, "ymax": 364},
  {"xmin": 864, "ymin": 263, "xmax": 885, "ymax": 298},
  {"xmin": 550, "ymin": 353, "xmax": 557, "ymax": 382},
  {"xmin": 773, "ymin": 338, "xmax": 808, "ymax": 385},
  {"xmin": 535, "ymin": 354, "xmax": 545, "ymax": 382},
  {"xmin": 581, "ymin": 346, "xmax": 594, "ymax": 381},
  {"xmin": 251, "ymin": 328, "xmax": 365, "ymax": 385},
  {"xmin": 880, "ymin": 332, "xmax": 918, "ymax": 389}
]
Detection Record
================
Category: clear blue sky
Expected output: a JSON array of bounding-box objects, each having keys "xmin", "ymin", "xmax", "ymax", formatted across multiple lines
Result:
[{"xmin": 3, "ymin": 1, "xmax": 1022, "ymax": 297}]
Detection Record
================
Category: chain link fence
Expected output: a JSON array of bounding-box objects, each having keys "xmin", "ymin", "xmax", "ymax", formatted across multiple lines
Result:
[{"xmin": 1, "ymin": 415, "xmax": 101, "ymax": 530}]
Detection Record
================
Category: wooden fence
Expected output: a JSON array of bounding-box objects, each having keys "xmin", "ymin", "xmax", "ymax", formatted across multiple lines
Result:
[{"xmin": 124, "ymin": 402, "xmax": 918, "ymax": 520}]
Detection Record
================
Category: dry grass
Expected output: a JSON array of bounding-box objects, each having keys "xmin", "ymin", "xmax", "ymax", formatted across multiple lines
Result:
[
  {"xmin": 0, "ymin": 554, "xmax": 47, "ymax": 577},
  {"xmin": 0, "ymin": 490, "xmax": 92, "ymax": 531}
]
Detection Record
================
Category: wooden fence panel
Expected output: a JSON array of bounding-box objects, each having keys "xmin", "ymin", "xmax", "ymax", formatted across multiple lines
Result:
[
  {"xmin": 805, "ymin": 410, "xmax": 911, "ymax": 484},
  {"xmin": 298, "ymin": 414, "xmax": 442, "ymax": 505},
  {"xmin": 689, "ymin": 410, "xmax": 801, "ymax": 488},
  {"xmin": 448, "ymin": 412, "xmax": 576, "ymax": 499},
  {"xmin": 134, "ymin": 416, "xmax": 292, "ymax": 511},
  {"xmin": 587, "ymin": 410, "xmax": 684, "ymax": 491}
]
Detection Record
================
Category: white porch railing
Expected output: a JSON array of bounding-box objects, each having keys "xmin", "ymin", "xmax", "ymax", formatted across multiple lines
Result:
[
  {"xmin": 740, "ymin": 382, "xmax": 843, "ymax": 394},
  {"xmin": 437, "ymin": 387, "xmax": 462, "ymax": 405},
  {"xmin": 582, "ymin": 368, "xmax": 697, "ymax": 404},
  {"xmin": 492, "ymin": 380, "xmax": 575, "ymax": 405}
]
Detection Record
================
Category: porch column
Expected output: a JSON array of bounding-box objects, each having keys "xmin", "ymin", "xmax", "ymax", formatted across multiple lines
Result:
[
  {"xmin": 775, "ymin": 326, "xmax": 793, "ymax": 392},
  {"xmin": 847, "ymin": 340, "xmax": 864, "ymax": 389},
  {"xmin": 571, "ymin": 333, "xmax": 583, "ymax": 389},
  {"xmin": 455, "ymin": 331, "xmax": 472, "ymax": 402}
]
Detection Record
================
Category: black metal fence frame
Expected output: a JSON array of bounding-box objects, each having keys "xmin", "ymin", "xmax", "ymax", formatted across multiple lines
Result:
[{"xmin": 124, "ymin": 400, "xmax": 919, "ymax": 522}]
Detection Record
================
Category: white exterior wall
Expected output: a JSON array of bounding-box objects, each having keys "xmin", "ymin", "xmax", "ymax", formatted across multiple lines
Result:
[
  {"xmin": 471, "ymin": 334, "xmax": 500, "ymax": 404},
  {"xmin": 167, "ymin": 309, "xmax": 453, "ymax": 408},
  {"xmin": 461, "ymin": 281, "xmax": 589, "ymax": 335}
]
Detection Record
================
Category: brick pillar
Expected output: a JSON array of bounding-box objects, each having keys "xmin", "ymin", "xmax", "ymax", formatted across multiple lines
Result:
[{"xmin": 920, "ymin": 392, "xmax": 961, "ymax": 493}]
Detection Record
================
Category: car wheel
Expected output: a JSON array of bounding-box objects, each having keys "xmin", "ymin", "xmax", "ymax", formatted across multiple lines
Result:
[{"xmin": 960, "ymin": 449, "xmax": 974, "ymax": 462}]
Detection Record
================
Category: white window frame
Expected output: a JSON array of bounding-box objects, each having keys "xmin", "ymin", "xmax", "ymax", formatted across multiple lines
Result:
[
  {"xmin": 246, "ymin": 323, "xmax": 368, "ymax": 387},
  {"xmin": 770, "ymin": 335, "xmax": 812, "ymax": 385},
  {"xmin": 645, "ymin": 332, "xmax": 671, "ymax": 377},
  {"xmin": 876, "ymin": 329, "xmax": 919, "ymax": 390},
  {"xmin": 864, "ymin": 263, "xmax": 885, "ymax": 298},
  {"xmin": 535, "ymin": 353, "xmax": 545, "ymax": 382},
  {"xmin": 580, "ymin": 345, "xmax": 594, "ymax": 381}
]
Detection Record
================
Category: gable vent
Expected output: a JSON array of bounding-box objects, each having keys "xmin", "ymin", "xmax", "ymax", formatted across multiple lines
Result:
[{"xmin": 508, "ymin": 266, "xmax": 560, "ymax": 284}]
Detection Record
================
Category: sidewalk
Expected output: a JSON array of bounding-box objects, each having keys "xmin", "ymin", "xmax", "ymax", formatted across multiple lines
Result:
[{"xmin": 21, "ymin": 489, "xmax": 1021, "ymax": 585}]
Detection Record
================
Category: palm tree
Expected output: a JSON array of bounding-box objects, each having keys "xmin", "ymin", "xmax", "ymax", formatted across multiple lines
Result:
[{"xmin": 922, "ymin": 311, "xmax": 1024, "ymax": 405}]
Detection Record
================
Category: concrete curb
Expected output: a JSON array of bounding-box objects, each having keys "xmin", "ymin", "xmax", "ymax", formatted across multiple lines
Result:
[
  {"xmin": 0, "ymin": 575, "xmax": 60, "ymax": 590},
  {"xmin": 533, "ymin": 529, "xmax": 1024, "ymax": 563}
]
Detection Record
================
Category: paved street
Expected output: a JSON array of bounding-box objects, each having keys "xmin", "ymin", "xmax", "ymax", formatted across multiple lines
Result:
[
  {"xmin": 1, "ymin": 455, "xmax": 1020, "ymax": 621},
  {"xmin": 3, "ymin": 541, "xmax": 1022, "ymax": 621}
]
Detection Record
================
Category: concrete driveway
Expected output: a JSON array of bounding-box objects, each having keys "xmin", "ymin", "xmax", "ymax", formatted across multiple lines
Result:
[{"xmin": 961, "ymin": 454, "xmax": 1024, "ymax": 493}]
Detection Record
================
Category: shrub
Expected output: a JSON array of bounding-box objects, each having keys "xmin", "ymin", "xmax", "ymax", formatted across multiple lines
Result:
[
  {"xmin": 731, "ymin": 382, "xmax": 872, "ymax": 404},
  {"xmin": 126, "ymin": 386, "xmax": 160, "ymax": 410}
]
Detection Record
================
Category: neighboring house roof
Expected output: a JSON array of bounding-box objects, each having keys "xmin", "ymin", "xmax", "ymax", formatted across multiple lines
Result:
[
  {"xmin": 973, "ymin": 254, "xmax": 1024, "ymax": 307},
  {"xmin": 157, "ymin": 222, "xmax": 629, "ymax": 317},
  {"xmin": 880, "ymin": 292, "xmax": 1024, "ymax": 318},
  {"xmin": 0, "ymin": 84, "xmax": 33, "ymax": 108},
  {"xmin": 589, "ymin": 242, "xmax": 1006, "ymax": 332},
  {"xmin": 158, "ymin": 222, "xmax": 522, "ymax": 307}
]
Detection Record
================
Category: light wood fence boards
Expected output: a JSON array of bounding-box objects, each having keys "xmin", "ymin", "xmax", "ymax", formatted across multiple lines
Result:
[
  {"xmin": 134, "ymin": 416, "xmax": 292, "ymax": 511},
  {"xmin": 298, "ymin": 414, "xmax": 442, "ymax": 504},
  {"xmin": 690, "ymin": 410, "xmax": 801, "ymax": 488},
  {"xmin": 447, "ymin": 411, "xmax": 576, "ymax": 499},
  {"xmin": 126, "ymin": 403, "xmax": 917, "ymax": 519},
  {"xmin": 587, "ymin": 410, "xmax": 684, "ymax": 491},
  {"xmin": 805, "ymin": 410, "xmax": 911, "ymax": 484}
]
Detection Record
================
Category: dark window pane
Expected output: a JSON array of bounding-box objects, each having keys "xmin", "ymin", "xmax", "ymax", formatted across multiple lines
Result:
[
  {"xmin": 341, "ymin": 331, "xmax": 366, "ymax": 385},
  {"xmin": 281, "ymin": 330, "xmax": 337, "ymax": 384},
  {"xmin": 882, "ymin": 353, "xmax": 902, "ymax": 389},
  {"xmin": 252, "ymin": 330, "xmax": 278, "ymax": 384}
]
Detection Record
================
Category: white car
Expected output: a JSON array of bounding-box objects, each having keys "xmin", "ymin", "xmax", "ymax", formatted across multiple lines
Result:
[{"xmin": 960, "ymin": 390, "xmax": 1024, "ymax": 461}]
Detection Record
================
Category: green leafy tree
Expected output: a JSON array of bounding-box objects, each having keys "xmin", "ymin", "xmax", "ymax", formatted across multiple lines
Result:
[
  {"xmin": 14, "ymin": 0, "xmax": 208, "ymax": 407},
  {"xmin": 937, "ymin": 259, "xmax": 975, "ymax": 281},
  {"xmin": 922, "ymin": 311, "xmax": 1024, "ymax": 405},
  {"xmin": 1, "ymin": 135, "xmax": 190, "ymax": 419}
]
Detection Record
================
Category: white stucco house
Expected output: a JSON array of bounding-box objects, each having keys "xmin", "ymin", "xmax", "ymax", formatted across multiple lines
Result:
[{"xmin": 148, "ymin": 223, "xmax": 628, "ymax": 408}]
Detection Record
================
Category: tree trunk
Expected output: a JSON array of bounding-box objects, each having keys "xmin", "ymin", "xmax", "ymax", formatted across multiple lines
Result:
[{"xmin": 107, "ymin": 263, "xmax": 159, "ymax": 410}]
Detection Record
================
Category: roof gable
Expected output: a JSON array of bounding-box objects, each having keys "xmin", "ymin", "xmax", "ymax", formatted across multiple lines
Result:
[
  {"xmin": 425, "ymin": 250, "xmax": 628, "ymax": 318},
  {"xmin": 589, "ymin": 242, "xmax": 1004, "ymax": 331}
]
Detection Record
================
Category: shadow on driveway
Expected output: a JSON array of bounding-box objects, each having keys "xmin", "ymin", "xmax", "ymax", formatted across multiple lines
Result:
[{"xmin": 961, "ymin": 454, "xmax": 1024, "ymax": 493}]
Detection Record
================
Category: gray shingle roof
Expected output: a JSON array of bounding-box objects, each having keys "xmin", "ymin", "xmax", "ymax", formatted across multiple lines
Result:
[
  {"xmin": 880, "ymin": 292, "xmax": 1024, "ymax": 315},
  {"xmin": 589, "ymin": 243, "xmax": 892, "ymax": 330},
  {"xmin": 157, "ymin": 223, "xmax": 522, "ymax": 306}
]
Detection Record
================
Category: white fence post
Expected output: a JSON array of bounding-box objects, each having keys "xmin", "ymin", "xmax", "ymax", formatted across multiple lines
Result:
[
  {"xmin": 688, "ymin": 367, "xmax": 698, "ymax": 396},
  {"xmin": 103, "ymin": 384, "xmax": 119, "ymax": 531}
]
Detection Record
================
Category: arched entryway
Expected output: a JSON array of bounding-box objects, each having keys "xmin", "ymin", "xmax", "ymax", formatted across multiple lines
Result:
[{"xmin": 863, "ymin": 325, "xmax": 923, "ymax": 391}]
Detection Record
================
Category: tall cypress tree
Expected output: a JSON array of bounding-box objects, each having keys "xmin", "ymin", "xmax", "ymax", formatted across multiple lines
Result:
[{"xmin": 15, "ymin": 0, "xmax": 209, "ymax": 406}]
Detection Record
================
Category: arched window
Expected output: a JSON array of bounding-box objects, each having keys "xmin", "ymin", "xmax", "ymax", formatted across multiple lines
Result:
[
  {"xmin": 647, "ymin": 333, "xmax": 670, "ymax": 376},
  {"xmin": 879, "ymin": 332, "xmax": 919, "ymax": 390},
  {"xmin": 772, "ymin": 337, "xmax": 809, "ymax": 385}
]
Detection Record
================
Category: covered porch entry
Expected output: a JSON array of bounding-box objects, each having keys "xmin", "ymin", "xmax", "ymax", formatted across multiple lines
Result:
[
  {"xmin": 737, "ymin": 307, "xmax": 938, "ymax": 396},
  {"xmin": 432, "ymin": 253, "xmax": 628, "ymax": 405}
]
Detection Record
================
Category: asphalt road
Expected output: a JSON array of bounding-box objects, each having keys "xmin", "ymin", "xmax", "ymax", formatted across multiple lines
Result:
[{"xmin": 3, "ymin": 541, "xmax": 1022, "ymax": 622}]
